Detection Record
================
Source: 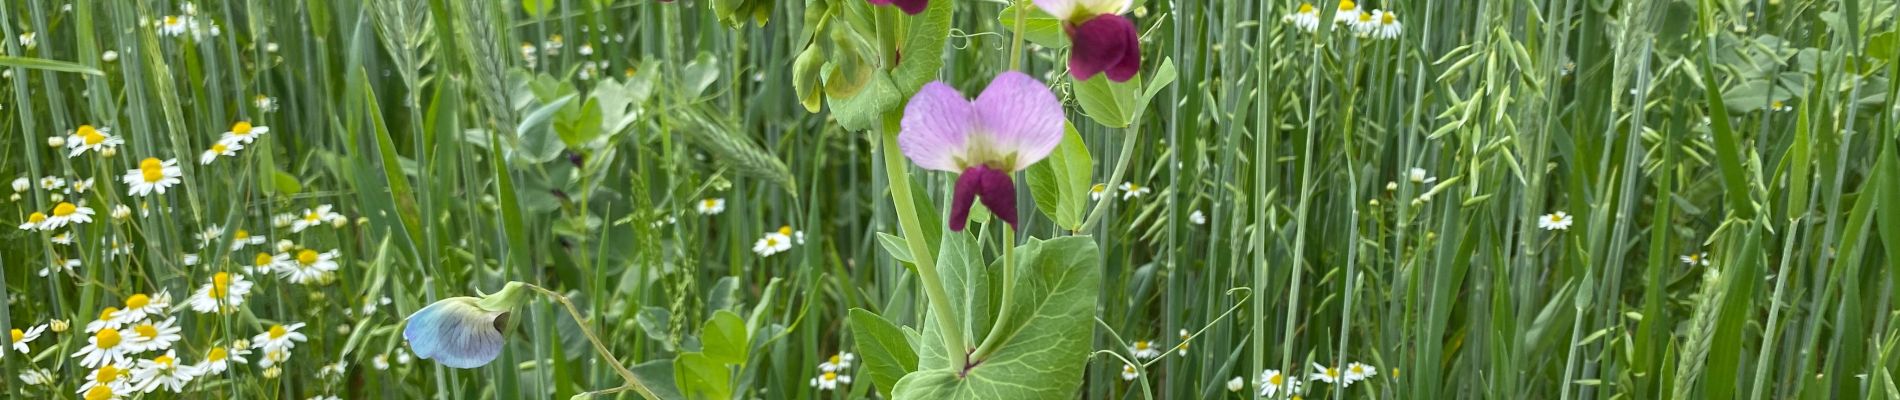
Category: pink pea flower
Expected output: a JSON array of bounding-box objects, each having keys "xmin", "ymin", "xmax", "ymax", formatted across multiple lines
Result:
[
  {"xmin": 898, "ymin": 71, "xmax": 1065, "ymax": 231},
  {"xmin": 1035, "ymin": 0, "xmax": 1141, "ymax": 82},
  {"xmin": 867, "ymin": 0, "xmax": 929, "ymax": 15}
]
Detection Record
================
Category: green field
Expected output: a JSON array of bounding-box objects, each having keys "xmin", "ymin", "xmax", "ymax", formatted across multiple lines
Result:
[{"xmin": 2, "ymin": 0, "xmax": 1897, "ymax": 399}]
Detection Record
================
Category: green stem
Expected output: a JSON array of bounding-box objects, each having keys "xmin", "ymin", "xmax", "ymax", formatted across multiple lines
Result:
[
  {"xmin": 971, "ymin": 225, "xmax": 1016, "ymax": 359},
  {"xmin": 1008, "ymin": 0, "xmax": 1029, "ymax": 71},
  {"xmin": 524, "ymin": 284, "xmax": 659, "ymax": 400},
  {"xmin": 880, "ymin": 116, "xmax": 970, "ymax": 369}
]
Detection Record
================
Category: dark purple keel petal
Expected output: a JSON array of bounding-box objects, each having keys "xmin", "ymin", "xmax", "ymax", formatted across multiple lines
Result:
[
  {"xmin": 950, "ymin": 166, "xmax": 1020, "ymax": 231},
  {"xmin": 867, "ymin": 0, "xmax": 929, "ymax": 15},
  {"xmin": 1066, "ymin": 15, "xmax": 1142, "ymax": 82}
]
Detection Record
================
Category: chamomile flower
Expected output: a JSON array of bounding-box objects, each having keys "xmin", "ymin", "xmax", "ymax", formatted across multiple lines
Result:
[
  {"xmin": 779, "ymin": 225, "xmax": 807, "ymax": 245},
  {"xmin": 252, "ymin": 323, "xmax": 308, "ymax": 353},
  {"xmin": 187, "ymin": 272, "xmax": 253, "ymax": 313},
  {"xmin": 1373, "ymin": 10, "xmax": 1402, "ymax": 39},
  {"xmin": 1188, "ymin": 209, "xmax": 1207, "ymax": 225},
  {"xmin": 810, "ymin": 371, "xmax": 852, "ymax": 390},
  {"xmin": 1332, "ymin": 0, "xmax": 1360, "ymax": 24},
  {"xmin": 227, "ymin": 229, "xmax": 267, "ymax": 250},
  {"xmin": 78, "ymin": 364, "xmax": 131, "ymax": 397},
  {"xmin": 10, "ymin": 177, "xmax": 27, "ymax": 192},
  {"xmin": 39, "ymin": 176, "xmax": 65, "ymax": 191},
  {"xmin": 40, "ymin": 202, "xmax": 94, "ymax": 230},
  {"xmin": 1257, "ymin": 369, "xmax": 1297, "ymax": 398},
  {"xmin": 110, "ymin": 204, "xmax": 132, "ymax": 220},
  {"xmin": 87, "ymin": 307, "xmax": 128, "ymax": 333},
  {"xmin": 124, "ymin": 317, "xmax": 183, "ymax": 353},
  {"xmin": 69, "ymin": 177, "xmax": 95, "ymax": 194},
  {"xmin": 1175, "ymin": 329, "xmax": 1191, "ymax": 357},
  {"xmin": 1343, "ymin": 362, "xmax": 1377, "ymax": 384},
  {"xmin": 254, "ymin": 95, "xmax": 277, "ymax": 112},
  {"xmin": 11, "ymin": 324, "xmax": 46, "ymax": 354},
  {"xmin": 18, "ymin": 212, "xmax": 49, "ymax": 231},
  {"xmin": 218, "ymin": 121, "xmax": 269, "ymax": 145},
  {"xmin": 274, "ymin": 249, "xmax": 341, "ymax": 284},
  {"xmin": 1350, "ymin": 9, "xmax": 1377, "ymax": 36},
  {"xmin": 818, "ymin": 352, "xmax": 855, "ymax": 372},
  {"xmin": 122, "ymin": 158, "xmax": 183, "ymax": 196},
  {"xmin": 1681, "ymin": 252, "xmax": 1711, "ymax": 267},
  {"xmin": 74, "ymin": 327, "xmax": 132, "ymax": 368},
  {"xmin": 131, "ymin": 350, "xmax": 199, "ymax": 393},
  {"xmin": 1090, "ymin": 183, "xmax": 1110, "ymax": 200},
  {"xmin": 1310, "ymin": 362, "xmax": 1346, "ymax": 386},
  {"xmin": 1770, "ymin": 100, "xmax": 1793, "ymax": 112},
  {"xmin": 1539, "ymin": 211, "xmax": 1573, "ymax": 231},
  {"xmin": 372, "ymin": 353, "xmax": 392, "ymax": 370},
  {"xmin": 66, "ymin": 125, "xmax": 123, "ymax": 158},
  {"xmin": 1119, "ymin": 182, "xmax": 1151, "ymax": 200},
  {"xmin": 291, "ymin": 205, "xmax": 346, "ymax": 232},
  {"xmin": 753, "ymin": 231, "xmax": 792, "ymax": 257},
  {"xmin": 1120, "ymin": 363, "xmax": 1140, "ymax": 381},
  {"xmin": 1284, "ymin": 3, "xmax": 1321, "ymax": 32},
  {"xmin": 158, "ymin": 15, "xmax": 191, "ymax": 36},
  {"xmin": 578, "ymin": 43, "xmax": 594, "ymax": 56},
  {"xmin": 1407, "ymin": 167, "xmax": 1437, "ymax": 185},
  {"xmin": 247, "ymin": 252, "xmax": 278, "ymax": 275},
  {"xmin": 319, "ymin": 361, "xmax": 347, "ymax": 377},
  {"xmin": 118, "ymin": 292, "xmax": 172, "ymax": 323},
  {"xmin": 19, "ymin": 368, "xmax": 54, "ymax": 386},
  {"xmin": 1226, "ymin": 376, "xmax": 1245, "ymax": 392},
  {"xmin": 1130, "ymin": 340, "xmax": 1162, "ymax": 359},
  {"xmin": 41, "ymin": 257, "xmax": 80, "ymax": 277},
  {"xmin": 199, "ymin": 140, "xmax": 243, "ymax": 164},
  {"xmin": 18, "ymin": 32, "xmax": 35, "ymax": 49},
  {"xmin": 196, "ymin": 341, "xmax": 250, "ymax": 374},
  {"xmin": 697, "ymin": 198, "xmax": 726, "ymax": 215}
]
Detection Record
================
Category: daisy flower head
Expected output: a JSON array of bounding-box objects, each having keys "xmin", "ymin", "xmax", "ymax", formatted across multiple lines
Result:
[
  {"xmin": 1119, "ymin": 182, "xmax": 1150, "ymax": 199},
  {"xmin": 1373, "ymin": 10, "xmax": 1402, "ymax": 39},
  {"xmin": 187, "ymin": 272, "xmax": 253, "ymax": 313},
  {"xmin": 753, "ymin": 231, "xmax": 792, "ymax": 257},
  {"xmin": 1332, "ymin": 0, "xmax": 1360, "ymax": 24},
  {"xmin": 1539, "ymin": 211, "xmax": 1574, "ymax": 231},
  {"xmin": 219, "ymin": 121, "xmax": 269, "ymax": 145},
  {"xmin": 898, "ymin": 71, "xmax": 1065, "ymax": 231},
  {"xmin": 1226, "ymin": 376, "xmax": 1245, "ymax": 392},
  {"xmin": 696, "ymin": 198, "xmax": 726, "ymax": 215},
  {"xmin": 10, "ymin": 177, "xmax": 27, "ymax": 192},
  {"xmin": 1344, "ymin": 361, "xmax": 1377, "ymax": 384},
  {"xmin": 19, "ymin": 368, "xmax": 54, "ymax": 386},
  {"xmin": 274, "ymin": 249, "xmax": 341, "ymax": 285},
  {"xmin": 319, "ymin": 361, "xmax": 347, "ymax": 377},
  {"xmin": 1120, "ymin": 363, "xmax": 1140, "ymax": 381},
  {"xmin": 229, "ymin": 229, "xmax": 267, "ymax": 250},
  {"xmin": 1188, "ymin": 209, "xmax": 1207, "ymax": 225},
  {"xmin": 11, "ymin": 324, "xmax": 47, "ymax": 353},
  {"xmin": 196, "ymin": 342, "xmax": 250, "ymax": 374},
  {"xmin": 118, "ymin": 292, "xmax": 172, "ymax": 323},
  {"xmin": 779, "ymin": 225, "xmax": 807, "ymax": 245},
  {"xmin": 1310, "ymin": 362, "xmax": 1347, "ymax": 386},
  {"xmin": 42, "ymin": 201, "xmax": 96, "ymax": 230},
  {"xmin": 199, "ymin": 140, "xmax": 243, "ymax": 164},
  {"xmin": 254, "ymin": 95, "xmax": 277, "ymax": 112},
  {"xmin": 52, "ymin": 231, "xmax": 73, "ymax": 244},
  {"xmin": 1175, "ymin": 328, "xmax": 1191, "ymax": 357},
  {"xmin": 819, "ymin": 352, "xmax": 855, "ymax": 372},
  {"xmin": 1130, "ymin": 340, "xmax": 1161, "ymax": 359},
  {"xmin": 248, "ymin": 252, "xmax": 278, "ymax": 275},
  {"xmin": 79, "ymin": 364, "xmax": 131, "ymax": 399},
  {"xmin": 1350, "ymin": 9, "xmax": 1378, "ymax": 36},
  {"xmin": 70, "ymin": 177, "xmax": 96, "ymax": 194},
  {"xmin": 122, "ymin": 158, "xmax": 183, "ymax": 196},
  {"xmin": 291, "ymin": 205, "xmax": 346, "ymax": 232},
  {"xmin": 1681, "ymin": 252, "xmax": 1711, "ymax": 267},
  {"xmin": 39, "ymin": 176, "xmax": 65, "ymax": 191},
  {"xmin": 252, "ymin": 323, "xmax": 308, "ymax": 353},
  {"xmin": 67, "ymin": 125, "xmax": 123, "ymax": 158},
  {"xmin": 124, "ymin": 317, "xmax": 183, "ymax": 353},
  {"xmin": 18, "ymin": 211, "xmax": 49, "ymax": 231},
  {"xmin": 73, "ymin": 327, "xmax": 132, "ymax": 368},
  {"xmin": 1257, "ymin": 369, "xmax": 1298, "ymax": 398},
  {"xmin": 1090, "ymin": 183, "xmax": 1109, "ymax": 200},
  {"xmin": 87, "ymin": 307, "xmax": 128, "ymax": 333},
  {"xmin": 810, "ymin": 370, "xmax": 852, "ymax": 390},
  {"xmin": 1284, "ymin": 3, "xmax": 1321, "ymax": 32},
  {"xmin": 372, "ymin": 353, "xmax": 392, "ymax": 370},
  {"xmin": 158, "ymin": 15, "xmax": 191, "ymax": 36},
  {"xmin": 131, "ymin": 350, "xmax": 199, "ymax": 393},
  {"xmin": 111, "ymin": 204, "xmax": 133, "ymax": 220},
  {"xmin": 39, "ymin": 257, "xmax": 80, "ymax": 277},
  {"xmin": 1407, "ymin": 167, "xmax": 1436, "ymax": 185}
]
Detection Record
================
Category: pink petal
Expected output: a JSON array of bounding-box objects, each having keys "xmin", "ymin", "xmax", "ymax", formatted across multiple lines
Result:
[
  {"xmin": 1067, "ymin": 15, "xmax": 1142, "ymax": 82},
  {"xmin": 973, "ymin": 71, "xmax": 1065, "ymax": 171},
  {"xmin": 867, "ymin": 0, "xmax": 929, "ymax": 15},
  {"xmin": 898, "ymin": 82, "xmax": 976, "ymax": 172},
  {"xmin": 950, "ymin": 166, "xmax": 1019, "ymax": 231}
]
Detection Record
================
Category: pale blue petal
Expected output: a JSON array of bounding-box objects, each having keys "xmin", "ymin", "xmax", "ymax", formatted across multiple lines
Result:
[{"xmin": 404, "ymin": 298, "xmax": 507, "ymax": 369}]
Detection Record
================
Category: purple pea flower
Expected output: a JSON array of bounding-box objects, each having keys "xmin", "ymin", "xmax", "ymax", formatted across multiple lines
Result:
[
  {"xmin": 1034, "ymin": 0, "xmax": 1142, "ymax": 82},
  {"xmin": 898, "ymin": 71, "xmax": 1065, "ymax": 231},
  {"xmin": 867, "ymin": 0, "xmax": 929, "ymax": 15}
]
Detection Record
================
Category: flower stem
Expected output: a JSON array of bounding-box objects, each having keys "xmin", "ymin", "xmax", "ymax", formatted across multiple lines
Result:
[
  {"xmin": 524, "ymin": 284, "xmax": 660, "ymax": 400},
  {"xmin": 1008, "ymin": 0, "xmax": 1029, "ymax": 71},
  {"xmin": 970, "ymin": 225, "xmax": 1015, "ymax": 360},
  {"xmin": 880, "ymin": 115, "xmax": 970, "ymax": 370}
]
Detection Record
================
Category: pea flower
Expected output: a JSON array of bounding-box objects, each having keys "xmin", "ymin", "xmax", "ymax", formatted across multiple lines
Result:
[
  {"xmin": 867, "ymin": 0, "xmax": 928, "ymax": 15},
  {"xmin": 898, "ymin": 71, "xmax": 1064, "ymax": 231},
  {"xmin": 403, "ymin": 282, "xmax": 532, "ymax": 369},
  {"xmin": 1035, "ymin": 0, "xmax": 1141, "ymax": 82}
]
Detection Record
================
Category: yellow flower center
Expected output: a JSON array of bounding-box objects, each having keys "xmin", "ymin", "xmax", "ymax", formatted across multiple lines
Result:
[
  {"xmin": 234, "ymin": 229, "xmax": 250, "ymax": 240},
  {"xmin": 53, "ymin": 202, "xmax": 77, "ymax": 217},
  {"xmin": 155, "ymin": 354, "xmax": 176, "ymax": 368},
  {"xmin": 824, "ymin": 371, "xmax": 838, "ymax": 381},
  {"xmin": 269, "ymin": 324, "xmax": 287, "ymax": 339},
  {"xmin": 126, "ymin": 294, "xmax": 151, "ymax": 309},
  {"xmin": 95, "ymin": 365, "xmax": 122, "ymax": 383},
  {"xmin": 1382, "ymin": 12, "xmax": 1397, "ymax": 24},
  {"xmin": 231, "ymin": 121, "xmax": 254, "ymax": 135},
  {"xmin": 80, "ymin": 125, "xmax": 104, "ymax": 145},
  {"xmin": 85, "ymin": 385, "xmax": 113, "ymax": 400},
  {"xmin": 1326, "ymin": 368, "xmax": 1340, "ymax": 378},
  {"xmin": 765, "ymin": 237, "xmax": 779, "ymax": 246},
  {"xmin": 27, "ymin": 212, "xmax": 46, "ymax": 223},
  {"xmin": 142, "ymin": 166, "xmax": 165, "ymax": 183},
  {"xmin": 1091, "ymin": 184, "xmax": 1107, "ymax": 193},
  {"xmin": 140, "ymin": 157, "xmax": 163, "ymax": 170},
  {"xmin": 1351, "ymin": 365, "xmax": 1365, "ymax": 373},
  {"xmin": 165, "ymin": 15, "xmax": 180, "ymax": 26},
  {"xmin": 297, "ymin": 249, "xmax": 319, "ymax": 266},
  {"xmin": 98, "ymin": 307, "xmax": 119, "ymax": 321},
  {"xmin": 1549, "ymin": 214, "xmax": 1563, "ymax": 223},
  {"xmin": 10, "ymin": 329, "xmax": 22, "ymax": 342},
  {"xmin": 1358, "ymin": 12, "xmax": 1372, "ymax": 22},
  {"xmin": 779, "ymin": 225, "xmax": 793, "ymax": 236},
  {"xmin": 1269, "ymin": 374, "xmax": 1283, "ymax": 385},
  {"xmin": 212, "ymin": 272, "xmax": 233, "ymax": 296},
  {"xmin": 1135, "ymin": 341, "xmax": 1150, "ymax": 350},
  {"xmin": 830, "ymin": 354, "xmax": 841, "ymax": 364},
  {"xmin": 703, "ymin": 199, "xmax": 717, "ymax": 208},
  {"xmin": 135, "ymin": 323, "xmax": 159, "ymax": 339},
  {"xmin": 96, "ymin": 328, "xmax": 122, "ymax": 349},
  {"xmin": 256, "ymin": 252, "xmax": 275, "ymax": 267},
  {"xmin": 211, "ymin": 143, "xmax": 229, "ymax": 154},
  {"xmin": 207, "ymin": 347, "xmax": 229, "ymax": 361},
  {"xmin": 1339, "ymin": 0, "xmax": 1356, "ymax": 11},
  {"xmin": 304, "ymin": 211, "xmax": 322, "ymax": 223}
]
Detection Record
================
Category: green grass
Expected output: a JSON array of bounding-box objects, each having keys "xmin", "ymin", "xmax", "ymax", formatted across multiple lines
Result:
[{"xmin": 2, "ymin": 0, "xmax": 1898, "ymax": 399}]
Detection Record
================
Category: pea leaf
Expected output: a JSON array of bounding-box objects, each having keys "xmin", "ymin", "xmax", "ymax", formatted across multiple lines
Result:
[
  {"xmin": 1073, "ymin": 73, "xmax": 1142, "ymax": 128},
  {"xmin": 996, "ymin": 6, "xmax": 1069, "ymax": 49},
  {"xmin": 1025, "ymin": 124, "xmax": 1091, "ymax": 230},
  {"xmin": 701, "ymin": 310, "xmax": 749, "ymax": 365},
  {"xmin": 850, "ymin": 308, "xmax": 920, "ymax": 396}
]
